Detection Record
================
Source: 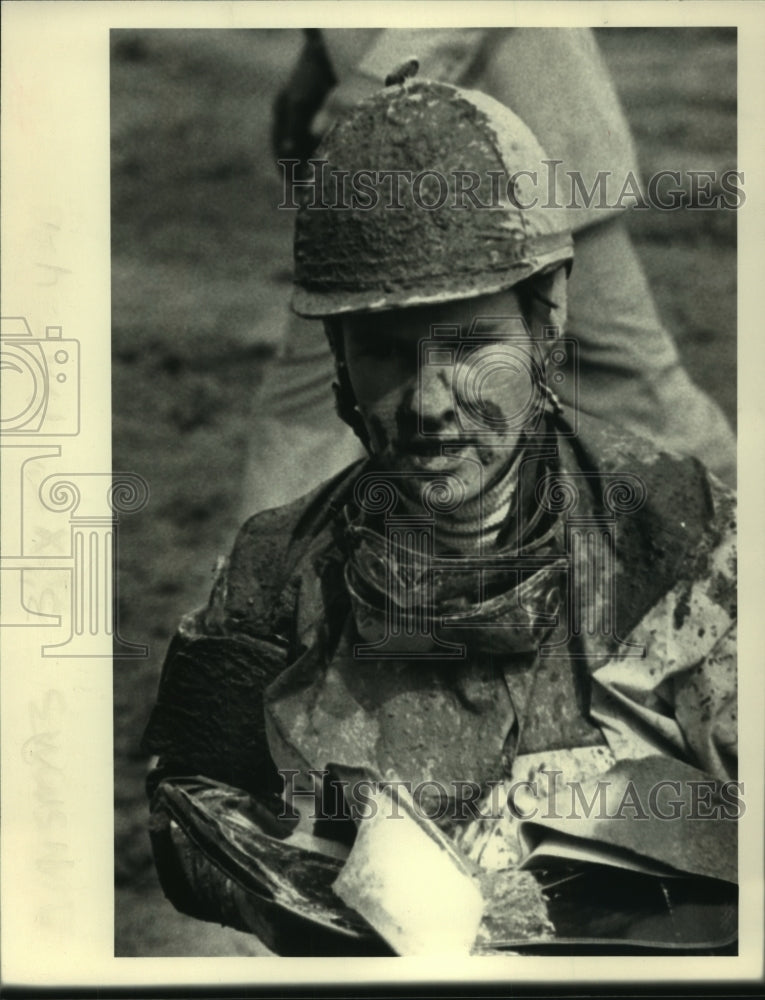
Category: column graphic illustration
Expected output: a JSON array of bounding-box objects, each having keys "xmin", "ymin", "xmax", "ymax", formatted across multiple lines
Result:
[
  {"xmin": 538, "ymin": 471, "xmax": 647, "ymax": 658},
  {"xmin": 1, "ymin": 316, "xmax": 148, "ymax": 656},
  {"xmin": 37, "ymin": 473, "xmax": 149, "ymax": 656}
]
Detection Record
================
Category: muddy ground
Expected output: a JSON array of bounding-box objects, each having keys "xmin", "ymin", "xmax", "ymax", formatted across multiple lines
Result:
[{"xmin": 111, "ymin": 28, "xmax": 736, "ymax": 956}]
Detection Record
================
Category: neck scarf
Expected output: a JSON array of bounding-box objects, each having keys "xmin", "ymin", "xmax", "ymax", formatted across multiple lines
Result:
[{"xmin": 342, "ymin": 439, "xmax": 567, "ymax": 658}]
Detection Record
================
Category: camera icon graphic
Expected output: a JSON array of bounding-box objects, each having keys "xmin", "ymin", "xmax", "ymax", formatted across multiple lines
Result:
[
  {"xmin": 418, "ymin": 316, "xmax": 578, "ymax": 439},
  {"xmin": 0, "ymin": 317, "xmax": 80, "ymax": 435}
]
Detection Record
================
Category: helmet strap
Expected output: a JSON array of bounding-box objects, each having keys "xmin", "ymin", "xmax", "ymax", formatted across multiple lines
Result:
[{"xmin": 540, "ymin": 380, "xmax": 565, "ymax": 417}]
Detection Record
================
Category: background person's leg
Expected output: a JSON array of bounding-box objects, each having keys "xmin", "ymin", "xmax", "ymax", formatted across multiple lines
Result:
[
  {"xmin": 565, "ymin": 217, "xmax": 736, "ymax": 485},
  {"xmin": 239, "ymin": 309, "xmax": 362, "ymax": 517}
]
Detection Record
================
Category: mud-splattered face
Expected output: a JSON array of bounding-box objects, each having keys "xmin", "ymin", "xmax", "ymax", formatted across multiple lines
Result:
[{"xmin": 341, "ymin": 289, "xmax": 544, "ymax": 500}]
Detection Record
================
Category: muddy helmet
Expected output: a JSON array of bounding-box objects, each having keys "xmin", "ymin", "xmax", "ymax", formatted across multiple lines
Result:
[{"xmin": 292, "ymin": 77, "xmax": 573, "ymax": 318}]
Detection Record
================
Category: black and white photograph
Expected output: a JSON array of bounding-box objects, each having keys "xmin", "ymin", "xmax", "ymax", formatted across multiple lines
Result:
[
  {"xmin": 114, "ymin": 22, "xmax": 742, "ymax": 958},
  {"xmin": 2, "ymin": 1, "xmax": 765, "ymax": 991}
]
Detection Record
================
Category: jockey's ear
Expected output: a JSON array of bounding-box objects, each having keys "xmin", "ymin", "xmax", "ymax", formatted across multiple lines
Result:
[
  {"xmin": 323, "ymin": 317, "xmax": 372, "ymax": 451},
  {"xmin": 522, "ymin": 266, "xmax": 569, "ymax": 346}
]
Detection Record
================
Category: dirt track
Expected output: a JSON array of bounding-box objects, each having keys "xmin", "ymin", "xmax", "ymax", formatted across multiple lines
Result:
[{"xmin": 111, "ymin": 27, "xmax": 736, "ymax": 956}]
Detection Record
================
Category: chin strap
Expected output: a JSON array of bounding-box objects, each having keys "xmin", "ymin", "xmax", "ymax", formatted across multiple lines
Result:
[{"xmin": 541, "ymin": 380, "xmax": 565, "ymax": 417}]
